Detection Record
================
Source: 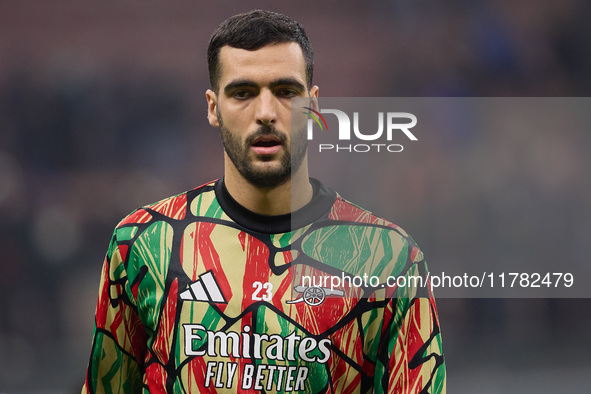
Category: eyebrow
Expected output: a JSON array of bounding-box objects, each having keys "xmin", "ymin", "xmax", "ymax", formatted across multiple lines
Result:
[{"xmin": 223, "ymin": 78, "xmax": 306, "ymax": 95}]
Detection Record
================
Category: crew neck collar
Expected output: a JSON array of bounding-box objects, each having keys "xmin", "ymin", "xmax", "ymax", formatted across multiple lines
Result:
[{"xmin": 214, "ymin": 178, "xmax": 336, "ymax": 234}]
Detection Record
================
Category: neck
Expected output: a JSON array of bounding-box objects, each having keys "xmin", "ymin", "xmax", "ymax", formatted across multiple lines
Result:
[{"xmin": 224, "ymin": 160, "xmax": 313, "ymax": 216}]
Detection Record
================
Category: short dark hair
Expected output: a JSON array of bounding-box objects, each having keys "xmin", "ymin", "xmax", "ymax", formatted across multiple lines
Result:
[{"xmin": 208, "ymin": 10, "xmax": 314, "ymax": 92}]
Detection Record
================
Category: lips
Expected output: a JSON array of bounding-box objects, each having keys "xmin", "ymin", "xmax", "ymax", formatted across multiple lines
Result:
[{"xmin": 251, "ymin": 136, "xmax": 283, "ymax": 155}]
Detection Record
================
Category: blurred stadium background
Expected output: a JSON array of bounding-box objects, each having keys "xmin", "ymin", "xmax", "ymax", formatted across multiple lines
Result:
[{"xmin": 0, "ymin": 1, "xmax": 590, "ymax": 392}]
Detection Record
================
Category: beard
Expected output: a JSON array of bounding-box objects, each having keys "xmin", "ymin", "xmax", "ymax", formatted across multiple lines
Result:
[{"xmin": 218, "ymin": 111, "xmax": 308, "ymax": 188}]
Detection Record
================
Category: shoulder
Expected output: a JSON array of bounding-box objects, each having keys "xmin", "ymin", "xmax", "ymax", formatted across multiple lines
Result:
[
  {"xmin": 328, "ymin": 194, "xmax": 408, "ymax": 235},
  {"xmin": 326, "ymin": 194, "xmax": 425, "ymax": 263},
  {"xmin": 115, "ymin": 179, "xmax": 218, "ymax": 229}
]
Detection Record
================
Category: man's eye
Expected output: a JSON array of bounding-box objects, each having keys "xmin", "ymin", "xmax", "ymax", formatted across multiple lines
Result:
[
  {"xmin": 277, "ymin": 89, "xmax": 299, "ymax": 97},
  {"xmin": 232, "ymin": 90, "xmax": 253, "ymax": 99}
]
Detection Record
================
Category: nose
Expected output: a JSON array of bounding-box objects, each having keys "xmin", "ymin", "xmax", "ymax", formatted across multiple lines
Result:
[{"xmin": 255, "ymin": 89, "xmax": 277, "ymax": 126}]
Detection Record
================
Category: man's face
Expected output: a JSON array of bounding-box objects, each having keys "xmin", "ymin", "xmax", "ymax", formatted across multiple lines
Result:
[{"xmin": 206, "ymin": 42, "xmax": 318, "ymax": 188}]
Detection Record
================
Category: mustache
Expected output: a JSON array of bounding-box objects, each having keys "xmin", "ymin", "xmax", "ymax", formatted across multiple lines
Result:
[{"xmin": 244, "ymin": 125, "xmax": 288, "ymax": 145}]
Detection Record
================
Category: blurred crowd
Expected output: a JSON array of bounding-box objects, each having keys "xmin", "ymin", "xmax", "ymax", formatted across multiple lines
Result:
[{"xmin": 0, "ymin": 1, "xmax": 590, "ymax": 392}]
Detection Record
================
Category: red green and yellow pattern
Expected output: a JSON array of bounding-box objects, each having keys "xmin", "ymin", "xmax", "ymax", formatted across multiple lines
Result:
[{"xmin": 83, "ymin": 180, "xmax": 445, "ymax": 393}]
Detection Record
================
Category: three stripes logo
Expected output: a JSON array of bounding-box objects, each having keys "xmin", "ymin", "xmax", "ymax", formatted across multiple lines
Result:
[{"xmin": 180, "ymin": 270, "xmax": 227, "ymax": 304}]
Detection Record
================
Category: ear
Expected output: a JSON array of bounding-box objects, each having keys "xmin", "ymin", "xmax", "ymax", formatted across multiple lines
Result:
[
  {"xmin": 309, "ymin": 85, "xmax": 319, "ymax": 111},
  {"xmin": 206, "ymin": 89, "xmax": 220, "ymax": 127}
]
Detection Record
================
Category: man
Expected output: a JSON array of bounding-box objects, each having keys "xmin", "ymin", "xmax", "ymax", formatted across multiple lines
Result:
[{"xmin": 83, "ymin": 10, "xmax": 446, "ymax": 393}]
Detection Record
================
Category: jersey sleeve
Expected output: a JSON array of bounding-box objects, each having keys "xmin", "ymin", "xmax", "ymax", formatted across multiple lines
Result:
[
  {"xmin": 375, "ymin": 245, "xmax": 446, "ymax": 394},
  {"xmin": 82, "ymin": 230, "xmax": 148, "ymax": 393}
]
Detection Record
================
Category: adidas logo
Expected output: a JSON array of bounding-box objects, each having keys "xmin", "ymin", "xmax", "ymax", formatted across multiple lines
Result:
[{"xmin": 180, "ymin": 270, "xmax": 227, "ymax": 304}]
